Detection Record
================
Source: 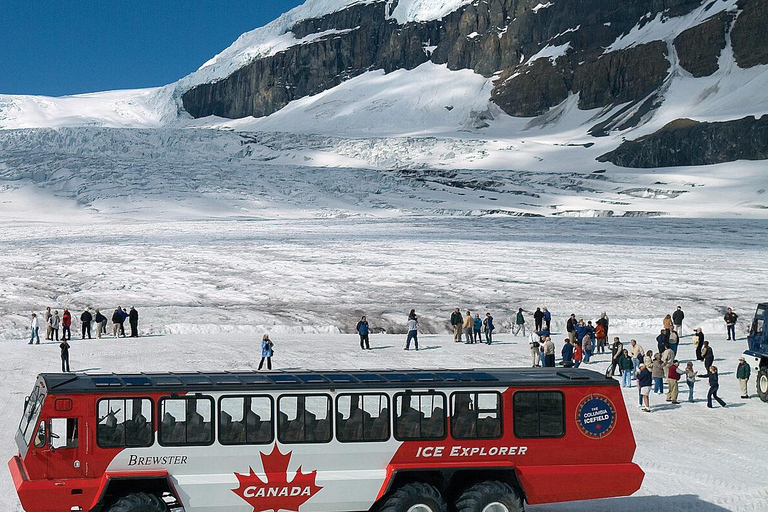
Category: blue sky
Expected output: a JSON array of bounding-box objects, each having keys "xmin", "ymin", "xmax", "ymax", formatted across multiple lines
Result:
[{"xmin": 0, "ymin": 0, "xmax": 304, "ymax": 97}]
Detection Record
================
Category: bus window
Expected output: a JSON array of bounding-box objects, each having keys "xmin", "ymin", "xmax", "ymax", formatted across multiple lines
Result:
[
  {"xmin": 513, "ymin": 391, "xmax": 564, "ymax": 438},
  {"xmin": 50, "ymin": 418, "xmax": 78, "ymax": 449},
  {"xmin": 278, "ymin": 395, "xmax": 332, "ymax": 444},
  {"xmin": 159, "ymin": 397, "xmax": 214, "ymax": 446},
  {"xmin": 97, "ymin": 398, "xmax": 153, "ymax": 448},
  {"xmin": 18, "ymin": 384, "xmax": 45, "ymax": 447},
  {"xmin": 394, "ymin": 392, "xmax": 446, "ymax": 441},
  {"xmin": 451, "ymin": 392, "xmax": 501, "ymax": 439},
  {"xmin": 219, "ymin": 396, "xmax": 274, "ymax": 445},
  {"xmin": 336, "ymin": 393, "xmax": 390, "ymax": 442}
]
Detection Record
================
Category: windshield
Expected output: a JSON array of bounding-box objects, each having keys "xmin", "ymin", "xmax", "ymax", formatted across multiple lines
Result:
[
  {"xmin": 751, "ymin": 307, "xmax": 766, "ymax": 336},
  {"xmin": 18, "ymin": 383, "xmax": 45, "ymax": 446}
]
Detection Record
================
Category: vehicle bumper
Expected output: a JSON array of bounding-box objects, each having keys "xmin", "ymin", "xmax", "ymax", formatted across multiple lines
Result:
[
  {"xmin": 516, "ymin": 462, "xmax": 644, "ymax": 504},
  {"xmin": 8, "ymin": 456, "xmax": 100, "ymax": 512}
]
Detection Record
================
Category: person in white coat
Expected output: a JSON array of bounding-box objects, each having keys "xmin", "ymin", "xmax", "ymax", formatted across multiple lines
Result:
[
  {"xmin": 529, "ymin": 333, "xmax": 541, "ymax": 367},
  {"xmin": 28, "ymin": 313, "xmax": 40, "ymax": 345}
]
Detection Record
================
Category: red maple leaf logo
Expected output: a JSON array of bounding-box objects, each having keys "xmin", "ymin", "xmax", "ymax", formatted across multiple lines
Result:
[{"xmin": 233, "ymin": 444, "xmax": 323, "ymax": 512}]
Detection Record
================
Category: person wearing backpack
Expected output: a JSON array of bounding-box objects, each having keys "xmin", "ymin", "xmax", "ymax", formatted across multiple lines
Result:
[
  {"xmin": 595, "ymin": 322, "xmax": 607, "ymax": 354},
  {"xmin": 651, "ymin": 353, "xmax": 665, "ymax": 394}
]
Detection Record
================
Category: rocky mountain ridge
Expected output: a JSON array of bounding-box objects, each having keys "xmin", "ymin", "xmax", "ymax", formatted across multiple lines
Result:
[{"xmin": 181, "ymin": 0, "xmax": 768, "ymax": 168}]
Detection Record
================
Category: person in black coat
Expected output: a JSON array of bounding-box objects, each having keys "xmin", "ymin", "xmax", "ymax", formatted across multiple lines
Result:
[
  {"xmin": 694, "ymin": 328, "xmax": 705, "ymax": 360},
  {"xmin": 656, "ymin": 329, "xmax": 669, "ymax": 354},
  {"xmin": 533, "ymin": 308, "xmax": 544, "ymax": 332},
  {"xmin": 80, "ymin": 308, "xmax": 93, "ymax": 339},
  {"xmin": 701, "ymin": 341, "xmax": 714, "ymax": 376},
  {"xmin": 560, "ymin": 339, "xmax": 574, "ymax": 367},
  {"xmin": 129, "ymin": 307, "xmax": 139, "ymax": 337},
  {"xmin": 707, "ymin": 366, "xmax": 726, "ymax": 408},
  {"xmin": 60, "ymin": 340, "xmax": 71, "ymax": 372}
]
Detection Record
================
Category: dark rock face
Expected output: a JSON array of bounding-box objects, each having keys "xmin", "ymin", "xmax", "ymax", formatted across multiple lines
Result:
[
  {"xmin": 572, "ymin": 41, "xmax": 670, "ymax": 110},
  {"xmin": 183, "ymin": 0, "xmax": 705, "ymax": 120},
  {"xmin": 674, "ymin": 12, "xmax": 730, "ymax": 77},
  {"xmin": 598, "ymin": 116, "xmax": 768, "ymax": 167},
  {"xmin": 731, "ymin": 0, "xmax": 768, "ymax": 68}
]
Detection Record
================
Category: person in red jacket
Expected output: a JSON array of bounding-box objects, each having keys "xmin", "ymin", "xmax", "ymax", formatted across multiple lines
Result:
[
  {"xmin": 666, "ymin": 360, "xmax": 684, "ymax": 404},
  {"xmin": 572, "ymin": 341, "xmax": 583, "ymax": 368},
  {"xmin": 61, "ymin": 308, "xmax": 72, "ymax": 341}
]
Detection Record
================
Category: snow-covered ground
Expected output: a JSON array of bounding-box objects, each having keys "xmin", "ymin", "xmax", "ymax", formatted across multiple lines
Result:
[{"xmin": 1, "ymin": 328, "xmax": 765, "ymax": 511}]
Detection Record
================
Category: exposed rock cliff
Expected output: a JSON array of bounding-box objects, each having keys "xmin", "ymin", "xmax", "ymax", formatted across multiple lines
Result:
[{"xmin": 598, "ymin": 116, "xmax": 768, "ymax": 167}]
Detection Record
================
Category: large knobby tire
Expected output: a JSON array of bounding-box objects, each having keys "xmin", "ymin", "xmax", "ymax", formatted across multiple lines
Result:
[
  {"xmin": 455, "ymin": 481, "xmax": 524, "ymax": 512},
  {"xmin": 379, "ymin": 482, "xmax": 447, "ymax": 512},
  {"xmin": 757, "ymin": 368, "xmax": 768, "ymax": 403},
  {"xmin": 107, "ymin": 493, "xmax": 167, "ymax": 512}
]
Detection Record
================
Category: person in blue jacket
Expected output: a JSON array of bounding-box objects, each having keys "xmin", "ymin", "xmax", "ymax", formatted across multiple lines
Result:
[
  {"xmin": 258, "ymin": 334, "xmax": 274, "ymax": 370},
  {"xmin": 356, "ymin": 316, "xmax": 370, "ymax": 350},
  {"xmin": 543, "ymin": 308, "xmax": 551, "ymax": 330},
  {"xmin": 561, "ymin": 338, "xmax": 574, "ymax": 367},
  {"xmin": 574, "ymin": 320, "xmax": 588, "ymax": 347},
  {"xmin": 483, "ymin": 313, "xmax": 495, "ymax": 344},
  {"xmin": 472, "ymin": 313, "xmax": 483, "ymax": 343}
]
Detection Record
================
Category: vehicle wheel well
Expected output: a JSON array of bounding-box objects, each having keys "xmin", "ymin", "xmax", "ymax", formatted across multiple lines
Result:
[
  {"xmin": 376, "ymin": 469, "xmax": 524, "ymax": 511},
  {"xmin": 91, "ymin": 477, "xmax": 179, "ymax": 512},
  {"xmin": 446, "ymin": 470, "xmax": 525, "ymax": 506}
]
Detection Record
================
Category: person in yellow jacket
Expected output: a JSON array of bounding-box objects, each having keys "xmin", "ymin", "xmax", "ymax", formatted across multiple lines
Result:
[{"xmin": 463, "ymin": 311, "xmax": 473, "ymax": 343}]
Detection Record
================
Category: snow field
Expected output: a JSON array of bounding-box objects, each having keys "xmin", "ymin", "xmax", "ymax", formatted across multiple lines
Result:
[{"xmin": 0, "ymin": 329, "xmax": 765, "ymax": 511}]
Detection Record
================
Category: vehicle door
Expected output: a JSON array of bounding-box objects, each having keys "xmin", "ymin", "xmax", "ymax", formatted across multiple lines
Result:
[{"xmin": 47, "ymin": 416, "xmax": 83, "ymax": 478}]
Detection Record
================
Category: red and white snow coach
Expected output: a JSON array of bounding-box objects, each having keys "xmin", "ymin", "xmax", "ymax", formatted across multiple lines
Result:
[{"xmin": 10, "ymin": 368, "xmax": 643, "ymax": 512}]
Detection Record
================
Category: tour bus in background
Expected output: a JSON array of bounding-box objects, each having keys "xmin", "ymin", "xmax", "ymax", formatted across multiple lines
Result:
[{"xmin": 9, "ymin": 368, "xmax": 643, "ymax": 512}]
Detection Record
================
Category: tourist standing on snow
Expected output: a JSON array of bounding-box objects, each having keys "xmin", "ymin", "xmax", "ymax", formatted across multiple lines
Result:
[
  {"xmin": 637, "ymin": 364, "xmax": 652, "ymax": 411},
  {"xmin": 619, "ymin": 349, "xmax": 634, "ymax": 387},
  {"xmin": 694, "ymin": 327, "xmax": 705, "ymax": 360},
  {"xmin": 61, "ymin": 308, "xmax": 72, "ymax": 341},
  {"xmin": 595, "ymin": 321, "xmax": 607, "ymax": 354},
  {"xmin": 49, "ymin": 310, "xmax": 60, "ymax": 341},
  {"xmin": 543, "ymin": 307, "xmax": 551, "ymax": 330},
  {"xmin": 405, "ymin": 310, "xmax": 419, "ymax": 350},
  {"xmin": 707, "ymin": 366, "xmax": 727, "ymax": 408},
  {"xmin": 566, "ymin": 314, "xmax": 577, "ymax": 343},
  {"xmin": 663, "ymin": 314, "xmax": 673, "ymax": 332},
  {"xmin": 533, "ymin": 307, "xmax": 544, "ymax": 332},
  {"xmin": 450, "ymin": 308, "xmax": 462, "ymax": 343},
  {"xmin": 44, "ymin": 307, "xmax": 52, "ymax": 340},
  {"xmin": 629, "ymin": 339, "xmax": 644, "ymax": 377},
  {"xmin": 644, "ymin": 350, "xmax": 653, "ymax": 369},
  {"xmin": 666, "ymin": 360, "xmax": 683, "ymax": 404},
  {"xmin": 483, "ymin": 312, "xmax": 495, "ymax": 344},
  {"xmin": 258, "ymin": 334, "xmax": 273, "ymax": 370},
  {"xmin": 129, "ymin": 307, "xmax": 139, "ymax": 337},
  {"xmin": 656, "ymin": 329, "xmax": 669, "ymax": 354},
  {"xmin": 543, "ymin": 337, "xmax": 555, "ymax": 367},
  {"xmin": 573, "ymin": 341, "xmax": 583, "ymax": 368},
  {"xmin": 28, "ymin": 313, "xmax": 40, "ymax": 345},
  {"xmin": 672, "ymin": 306, "xmax": 685, "ymax": 334},
  {"xmin": 684, "ymin": 362, "xmax": 697, "ymax": 403},
  {"xmin": 608, "ymin": 337, "xmax": 623, "ymax": 376},
  {"xmin": 463, "ymin": 311, "xmax": 473, "ymax": 343},
  {"xmin": 582, "ymin": 331, "xmax": 593, "ymax": 363},
  {"xmin": 60, "ymin": 338, "xmax": 71, "ymax": 372},
  {"xmin": 513, "ymin": 308, "xmax": 525, "ymax": 336},
  {"xmin": 724, "ymin": 308, "xmax": 738, "ymax": 340},
  {"xmin": 661, "ymin": 345, "xmax": 675, "ymax": 371},
  {"xmin": 472, "ymin": 313, "xmax": 482, "ymax": 343},
  {"xmin": 668, "ymin": 329, "xmax": 680, "ymax": 356},
  {"xmin": 651, "ymin": 353, "xmax": 665, "ymax": 394},
  {"xmin": 356, "ymin": 316, "xmax": 370, "ymax": 350},
  {"xmin": 597, "ymin": 312, "xmax": 609, "ymax": 338},
  {"xmin": 701, "ymin": 341, "xmax": 714, "ymax": 376},
  {"xmin": 561, "ymin": 338, "xmax": 574, "ymax": 367},
  {"xmin": 94, "ymin": 309, "xmax": 107, "ymax": 338},
  {"xmin": 112, "ymin": 308, "xmax": 122, "ymax": 337},
  {"xmin": 81, "ymin": 308, "xmax": 93, "ymax": 339},
  {"xmin": 119, "ymin": 307, "xmax": 128, "ymax": 336},
  {"xmin": 737, "ymin": 357, "xmax": 751, "ymax": 399},
  {"xmin": 529, "ymin": 334, "xmax": 541, "ymax": 367}
]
